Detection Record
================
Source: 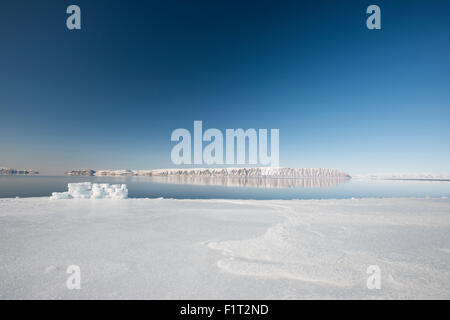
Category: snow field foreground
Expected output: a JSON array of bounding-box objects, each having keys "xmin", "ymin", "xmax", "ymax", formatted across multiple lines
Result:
[{"xmin": 0, "ymin": 197, "xmax": 449, "ymax": 299}]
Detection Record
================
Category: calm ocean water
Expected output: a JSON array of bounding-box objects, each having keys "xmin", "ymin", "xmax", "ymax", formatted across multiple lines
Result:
[{"xmin": 1, "ymin": 175, "xmax": 449, "ymax": 199}]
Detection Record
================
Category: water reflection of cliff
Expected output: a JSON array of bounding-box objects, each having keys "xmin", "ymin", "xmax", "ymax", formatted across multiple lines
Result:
[{"xmin": 150, "ymin": 176, "xmax": 350, "ymax": 189}]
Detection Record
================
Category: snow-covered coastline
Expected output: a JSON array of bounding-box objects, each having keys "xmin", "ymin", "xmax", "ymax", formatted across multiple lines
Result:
[
  {"xmin": 354, "ymin": 173, "xmax": 450, "ymax": 181},
  {"xmin": 0, "ymin": 167, "xmax": 39, "ymax": 175},
  {"xmin": 65, "ymin": 168, "xmax": 450, "ymax": 181},
  {"xmin": 0, "ymin": 196, "xmax": 449, "ymax": 299},
  {"xmin": 67, "ymin": 167, "xmax": 351, "ymax": 179}
]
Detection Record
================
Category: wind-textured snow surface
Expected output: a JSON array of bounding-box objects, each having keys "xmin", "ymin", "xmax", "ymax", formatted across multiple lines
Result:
[{"xmin": 0, "ymin": 197, "xmax": 449, "ymax": 299}]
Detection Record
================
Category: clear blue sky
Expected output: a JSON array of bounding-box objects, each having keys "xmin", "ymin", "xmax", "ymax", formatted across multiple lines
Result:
[{"xmin": 1, "ymin": 0, "xmax": 449, "ymax": 174}]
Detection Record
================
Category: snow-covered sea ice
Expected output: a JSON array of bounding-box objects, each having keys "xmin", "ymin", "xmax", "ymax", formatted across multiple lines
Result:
[{"xmin": 0, "ymin": 196, "xmax": 449, "ymax": 299}]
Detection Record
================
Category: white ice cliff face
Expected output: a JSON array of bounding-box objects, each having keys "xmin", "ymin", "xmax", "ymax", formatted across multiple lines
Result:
[{"xmin": 50, "ymin": 183, "xmax": 128, "ymax": 200}]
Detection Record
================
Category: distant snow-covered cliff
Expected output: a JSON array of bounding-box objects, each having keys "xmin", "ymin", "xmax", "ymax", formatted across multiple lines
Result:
[
  {"xmin": 0, "ymin": 167, "xmax": 39, "ymax": 175},
  {"xmin": 66, "ymin": 168, "xmax": 351, "ymax": 179},
  {"xmin": 353, "ymin": 173, "xmax": 450, "ymax": 181},
  {"xmin": 66, "ymin": 169, "xmax": 96, "ymax": 176}
]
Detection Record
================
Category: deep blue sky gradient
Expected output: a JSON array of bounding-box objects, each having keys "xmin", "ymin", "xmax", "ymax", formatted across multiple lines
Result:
[{"xmin": 1, "ymin": 0, "xmax": 449, "ymax": 174}]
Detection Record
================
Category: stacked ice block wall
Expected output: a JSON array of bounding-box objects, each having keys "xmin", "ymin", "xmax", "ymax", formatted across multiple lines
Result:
[{"xmin": 50, "ymin": 182, "xmax": 128, "ymax": 199}]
